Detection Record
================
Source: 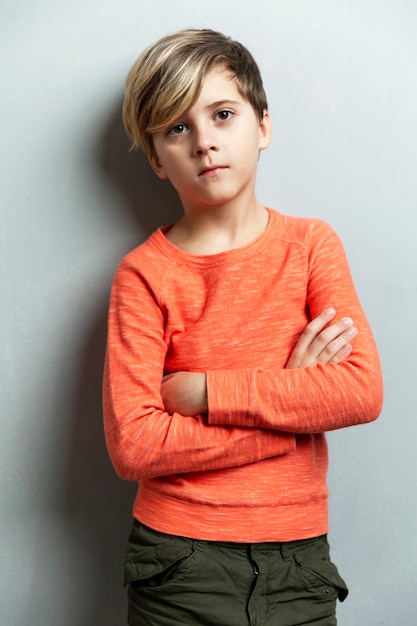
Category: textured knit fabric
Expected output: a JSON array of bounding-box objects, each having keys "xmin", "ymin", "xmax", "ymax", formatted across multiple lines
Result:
[{"xmin": 103, "ymin": 208, "xmax": 383, "ymax": 542}]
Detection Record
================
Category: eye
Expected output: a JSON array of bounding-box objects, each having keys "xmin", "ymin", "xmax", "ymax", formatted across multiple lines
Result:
[
  {"xmin": 215, "ymin": 110, "xmax": 233, "ymax": 122},
  {"xmin": 167, "ymin": 123, "xmax": 188, "ymax": 136}
]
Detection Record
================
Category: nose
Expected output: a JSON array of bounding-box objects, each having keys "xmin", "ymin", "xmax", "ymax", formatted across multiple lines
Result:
[{"xmin": 192, "ymin": 124, "xmax": 218, "ymax": 156}]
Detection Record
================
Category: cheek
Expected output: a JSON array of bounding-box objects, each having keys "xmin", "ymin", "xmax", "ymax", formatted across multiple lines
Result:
[
  {"xmin": 163, "ymin": 163, "xmax": 194, "ymax": 191},
  {"xmin": 238, "ymin": 138, "xmax": 262, "ymax": 167},
  {"xmin": 157, "ymin": 157, "xmax": 183, "ymax": 182}
]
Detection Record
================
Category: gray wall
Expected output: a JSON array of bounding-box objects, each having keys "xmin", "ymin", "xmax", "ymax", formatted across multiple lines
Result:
[{"xmin": 1, "ymin": 1, "xmax": 416, "ymax": 624}]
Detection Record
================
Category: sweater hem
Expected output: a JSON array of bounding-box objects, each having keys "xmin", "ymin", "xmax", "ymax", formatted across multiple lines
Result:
[{"xmin": 132, "ymin": 488, "xmax": 329, "ymax": 543}]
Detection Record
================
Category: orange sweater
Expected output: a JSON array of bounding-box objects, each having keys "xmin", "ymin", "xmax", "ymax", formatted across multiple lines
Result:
[{"xmin": 103, "ymin": 208, "xmax": 383, "ymax": 542}]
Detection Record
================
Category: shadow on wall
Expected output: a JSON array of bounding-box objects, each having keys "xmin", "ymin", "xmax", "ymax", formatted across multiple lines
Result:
[
  {"xmin": 29, "ymin": 101, "xmax": 181, "ymax": 626},
  {"xmin": 100, "ymin": 97, "xmax": 183, "ymax": 232},
  {"xmin": 63, "ymin": 310, "xmax": 136, "ymax": 625}
]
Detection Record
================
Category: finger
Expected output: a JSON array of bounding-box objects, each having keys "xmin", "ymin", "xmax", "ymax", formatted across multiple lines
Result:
[
  {"xmin": 162, "ymin": 372, "xmax": 177, "ymax": 383},
  {"xmin": 317, "ymin": 325, "xmax": 358, "ymax": 364},
  {"xmin": 286, "ymin": 308, "xmax": 337, "ymax": 369},
  {"xmin": 294, "ymin": 314, "xmax": 353, "ymax": 363},
  {"xmin": 294, "ymin": 308, "xmax": 337, "ymax": 353},
  {"xmin": 312, "ymin": 317, "xmax": 354, "ymax": 352},
  {"xmin": 328, "ymin": 342, "xmax": 353, "ymax": 365}
]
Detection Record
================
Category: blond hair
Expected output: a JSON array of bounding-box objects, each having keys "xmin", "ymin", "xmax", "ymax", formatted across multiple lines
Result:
[{"xmin": 123, "ymin": 28, "xmax": 268, "ymax": 156}]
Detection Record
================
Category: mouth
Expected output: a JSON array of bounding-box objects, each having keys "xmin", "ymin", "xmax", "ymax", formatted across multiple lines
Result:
[{"xmin": 198, "ymin": 165, "xmax": 228, "ymax": 177}]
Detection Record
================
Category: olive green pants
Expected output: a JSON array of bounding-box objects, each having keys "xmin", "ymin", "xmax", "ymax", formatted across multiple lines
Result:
[{"xmin": 124, "ymin": 520, "xmax": 348, "ymax": 626}]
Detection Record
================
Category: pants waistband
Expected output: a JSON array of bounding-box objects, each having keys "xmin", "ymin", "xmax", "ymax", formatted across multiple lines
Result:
[{"xmin": 198, "ymin": 534, "xmax": 327, "ymax": 550}]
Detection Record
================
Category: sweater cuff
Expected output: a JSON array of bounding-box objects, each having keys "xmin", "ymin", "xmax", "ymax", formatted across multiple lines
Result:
[{"xmin": 207, "ymin": 369, "xmax": 256, "ymax": 427}]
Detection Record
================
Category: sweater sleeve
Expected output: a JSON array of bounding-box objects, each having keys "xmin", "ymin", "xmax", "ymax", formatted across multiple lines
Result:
[
  {"xmin": 103, "ymin": 258, "xmax": 295, "ymax": 481},
  {"xmin": 207, "ymin": 222, "xmax": 383, "ymax": 433}
]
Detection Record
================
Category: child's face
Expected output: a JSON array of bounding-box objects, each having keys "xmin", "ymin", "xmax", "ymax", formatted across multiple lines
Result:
[{"xmin": 149, "ymin": 66, "xmax": 271, "ymax": 211}]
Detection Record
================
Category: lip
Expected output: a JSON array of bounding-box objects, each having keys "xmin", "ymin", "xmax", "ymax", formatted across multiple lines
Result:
[{"xmin": 198, "ymin": 165, "xmax": 228, "ymax": 177}]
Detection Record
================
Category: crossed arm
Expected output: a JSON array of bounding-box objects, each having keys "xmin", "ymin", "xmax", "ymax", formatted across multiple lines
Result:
[
  {"xmin": 104, "ymin": 222, "xmax": 382, "ymax": 480},
  {"xmin": 161, "ymin": 308, "xmax": 358, "ymax": 416}
]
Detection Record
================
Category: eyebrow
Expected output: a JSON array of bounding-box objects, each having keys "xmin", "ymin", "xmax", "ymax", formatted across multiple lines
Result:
[{"xmin": 206, "ymin": 99, "xmax": 242, "ymax": 110}]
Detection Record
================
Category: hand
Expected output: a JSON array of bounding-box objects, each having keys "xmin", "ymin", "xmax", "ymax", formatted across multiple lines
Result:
[
  {"xmin": 161, "ymin": 371, "xmax": 208, "ymax": 416},
  {"xmin": 285, "ymin": 308, "xmax": 357, "ymax": 369}
]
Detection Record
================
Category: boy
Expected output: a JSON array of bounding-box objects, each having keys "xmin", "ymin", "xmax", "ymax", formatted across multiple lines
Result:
[{"xmin": 103, "ymin": 28, "xmax": 383, "ymax": 626}]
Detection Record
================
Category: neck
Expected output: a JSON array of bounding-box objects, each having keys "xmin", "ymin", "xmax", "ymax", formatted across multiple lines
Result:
[{"xmin": 165, "ymin": 199, "xmax": 269, "ymax": 255}]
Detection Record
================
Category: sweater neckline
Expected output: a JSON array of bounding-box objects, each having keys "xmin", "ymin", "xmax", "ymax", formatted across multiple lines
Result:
[{"xmin": 150, "ymin": 208, "xmax": 280, "ymax": 266}]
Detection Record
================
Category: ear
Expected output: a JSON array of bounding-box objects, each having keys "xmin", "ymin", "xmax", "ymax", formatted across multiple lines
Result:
[
  {"xmin": 258, "ymin": 110, "xmax": 272, "ymax": 151},
  {"xmin": 148, "ymin": 152, "xmax": 169, "ymax": 180}
]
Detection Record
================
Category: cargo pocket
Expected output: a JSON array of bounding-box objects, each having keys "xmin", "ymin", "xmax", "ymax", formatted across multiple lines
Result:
[
  {"xmin": 124, "ymin": 521, "xmax": 196, "ymax": 590},
  {"xmin": 288, "ymin": 536, "xmax": 349, "ymax": 602}
]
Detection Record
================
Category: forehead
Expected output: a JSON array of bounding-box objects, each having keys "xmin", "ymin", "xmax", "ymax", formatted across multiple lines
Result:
[{"xmin": 193, "ymin": 66, "xmax": 242, "ymax": 106}]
